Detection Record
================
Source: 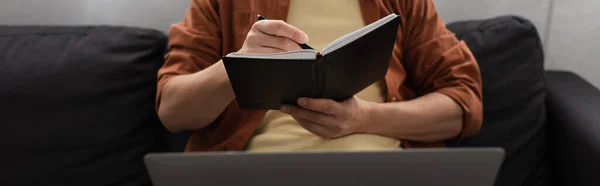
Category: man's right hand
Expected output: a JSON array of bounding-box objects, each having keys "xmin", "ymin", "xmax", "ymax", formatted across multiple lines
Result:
[
  {"xmin": 159, "ymin": 20, "xmax": 309, "ymax": 132},
  {"xmin": 238, "ymin": 20, "xmax": 309, "ymax": 54}
]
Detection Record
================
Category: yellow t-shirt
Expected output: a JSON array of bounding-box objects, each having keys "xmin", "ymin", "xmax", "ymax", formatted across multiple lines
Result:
[{"xmin": 245, "ymin": 0, "xmax": 401, "ymax": 152}]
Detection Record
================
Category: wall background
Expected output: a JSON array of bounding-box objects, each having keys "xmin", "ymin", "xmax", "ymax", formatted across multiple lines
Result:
[{"xmin": 1, "ymin": 0, "xmax": 598, "ymax": 88}]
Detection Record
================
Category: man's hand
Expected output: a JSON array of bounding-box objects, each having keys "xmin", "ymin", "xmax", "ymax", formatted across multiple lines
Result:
[
  {"xmin": 280, "ymin": 96, "xmax": 374, "ymax": 139},
  {"xmin": 238, "ymin": 20, "xmax": 309, "ymax": 54}
]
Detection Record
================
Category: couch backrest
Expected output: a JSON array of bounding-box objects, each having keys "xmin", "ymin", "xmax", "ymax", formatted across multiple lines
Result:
[
  {"xmin": 17, "ymin": 1, "xmax": 600, "ymax": 86},
  {"xmin": 445, "ymin": 16, "xmax": 548, "ymax": 186},
  {"xmin": 434, "ymin": 0, "xmax": 550, "ymax": 44},
  {"xmin": 0, "ymin": 25, "xmax": 169, "ymax": 186},
  {"xmin": 436, "ymin": 0, "xmax": 600, "ymax": 89},
  {"xmin": 10, "ymin": 0, "xmax": 600, "ymax": 102}
]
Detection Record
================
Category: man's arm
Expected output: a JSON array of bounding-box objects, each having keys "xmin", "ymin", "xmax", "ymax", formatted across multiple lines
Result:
[
  {"xmin": 158, "ymin": 61, "xmax": 235, "ymax": 132},
  {"xmin": 363, "ymin": 0, "xmax": 483, "ymax": 141},
  {"xmin": 158, "ymin": 0, "xmax": 309, "ymax": 132},
  {"xmin": 156, "ymin": 0, "xmax": 230, "ymax": 132},
  {"xmin": 365, "ymin": 93, "xmax": 463, "ymax": 142},
  {"xmin": 396, "ymin": 0, "xmax": 483, "ymax": 140},
  {"xmin": 281, "ymin": 92, "xmax": 465, "ymax": 142}
]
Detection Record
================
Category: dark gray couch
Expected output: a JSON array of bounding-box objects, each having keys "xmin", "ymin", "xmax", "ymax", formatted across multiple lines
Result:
[{"xmin": 1, "ymin": 17, "xmax": 598, "ymax": 186}]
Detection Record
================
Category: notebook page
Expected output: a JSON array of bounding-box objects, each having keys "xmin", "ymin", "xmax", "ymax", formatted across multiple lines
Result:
[
  {"xmin": 320, "ymin": 14, "xmax": 398, "ymax": 55},
  {"xmin": 225, "ymin": 49, "xmax": 318, "ymax": 60}
]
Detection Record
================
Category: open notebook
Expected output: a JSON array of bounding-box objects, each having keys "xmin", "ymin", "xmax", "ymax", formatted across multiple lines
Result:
[{"xmin": 223, "ymin": 14, "xmax": 401, "ymax": 109}]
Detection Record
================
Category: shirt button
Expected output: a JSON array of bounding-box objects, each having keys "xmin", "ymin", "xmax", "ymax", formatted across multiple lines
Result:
[{"xmin": 390, "ymin": 97, "xmax": 398, "ymax": 102}]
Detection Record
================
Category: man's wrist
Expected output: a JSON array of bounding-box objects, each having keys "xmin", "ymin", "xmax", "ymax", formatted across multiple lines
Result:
[
  {"xmin": 359, "ymin": 101, "xmax": 394, "ymax": 135},
  {"xmin": 190, "ymin": 60, "xmax": 235, "ymax": 101},
  {"xmin": 214, "ymin": 61, "xmax": 233, "ymax": 90}
]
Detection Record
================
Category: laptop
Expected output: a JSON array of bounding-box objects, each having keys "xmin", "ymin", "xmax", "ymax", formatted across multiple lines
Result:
[{"xmin": 145, "ymin": 148, "xmax": 504, "ymax": 186}]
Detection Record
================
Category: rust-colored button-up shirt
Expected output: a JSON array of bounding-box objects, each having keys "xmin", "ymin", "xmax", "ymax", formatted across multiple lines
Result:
[{"xmin": 157, "ymin": 0, "xmax": 483, "ymax": 151}]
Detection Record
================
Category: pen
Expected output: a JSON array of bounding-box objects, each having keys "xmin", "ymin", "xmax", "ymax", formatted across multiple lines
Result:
[{"xmin": 257, "ymin": 14, "xmax": 314, "ymax": 50}]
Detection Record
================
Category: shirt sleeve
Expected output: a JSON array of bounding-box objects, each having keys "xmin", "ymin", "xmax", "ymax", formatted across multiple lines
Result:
[
  {"xmin": 401, "ymin": 0, "xmax": 483, "ymax": 138},
  {"xmin": 156, "ymin": 0, "xmax": 223, "ymax": 111}
]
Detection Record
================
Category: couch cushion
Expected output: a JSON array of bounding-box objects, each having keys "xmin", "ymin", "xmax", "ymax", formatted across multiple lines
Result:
[
  {"xmin": 444, "ymin": 16, "xmax": 548, "ymax": 186},
  {"xmin": 0, "ymin": 26, "xmax": 168, "ymax": 186}
]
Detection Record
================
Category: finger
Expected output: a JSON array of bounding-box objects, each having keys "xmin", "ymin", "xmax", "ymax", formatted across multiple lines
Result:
[
  {"xmin": 246, "ymin": 31, "xmax": 302, "ymax": 51},
  {"xmin": 253, "ymin": 20, "xmax": 309, "ymax": 44},
  {"xmin": 297, "ymin": 98, "xmax": 342, "ymax": 115},
  {"xmin": 294, "ymin": 117, "xmax": 335, "ymax": 139},
  {"xmin": 248, "ymin": 46, "xmax": 285, "ymax": 54},
  {"xmin": 281, "ymin": 105, "xmax": 337, "ymax": 130},
  {"xmin": 259, "ymin": 35, "xmax": 303, "ymax": 52}
]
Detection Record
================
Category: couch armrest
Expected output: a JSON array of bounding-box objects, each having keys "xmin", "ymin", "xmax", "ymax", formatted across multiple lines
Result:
[{"xmin": 545, "ymin": 70, "xmax": 600, "ymax": 186}]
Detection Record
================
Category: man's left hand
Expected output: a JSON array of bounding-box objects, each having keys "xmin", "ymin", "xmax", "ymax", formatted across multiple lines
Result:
[{"xmin": 280, "ymin": 96, "xmax": 374, "ymax": 139}]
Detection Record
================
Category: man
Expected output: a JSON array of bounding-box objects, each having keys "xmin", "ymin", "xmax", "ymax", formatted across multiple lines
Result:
[{"xmin": 157, "ymin": 0, "xmax": 483, "ymax": 151}]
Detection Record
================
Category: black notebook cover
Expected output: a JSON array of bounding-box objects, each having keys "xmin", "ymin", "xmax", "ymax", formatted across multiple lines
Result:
[{"xmin": 223, "ymin": 15, "xmax": 401, "ymax": 109}]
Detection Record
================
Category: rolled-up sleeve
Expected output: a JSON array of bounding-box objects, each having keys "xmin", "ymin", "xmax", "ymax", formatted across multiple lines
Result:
[
  {"xmin": 156, "ymin": 0, "xmax": 223, "ymax": 111},
  {"xmin": 401, "ymin": 0, "xmax": 483, "ymax": 138}
]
